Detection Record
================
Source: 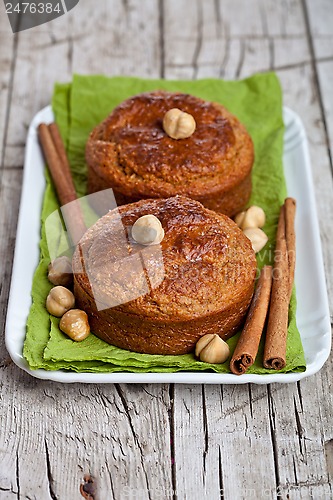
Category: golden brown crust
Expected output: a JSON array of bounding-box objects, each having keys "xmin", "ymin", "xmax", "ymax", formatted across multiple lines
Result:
[
  {"xmin": 72, "ymin": 196, "xmax": 257, "ymax": 355},
  {"xmin": 86, "ymin": 91, "xmax": 254, "ymax": 217}
]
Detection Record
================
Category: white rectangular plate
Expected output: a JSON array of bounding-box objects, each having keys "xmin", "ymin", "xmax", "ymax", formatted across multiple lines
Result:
[{"xmin": 5, "ymin": 106, "xmax": 331, "ymax": 384}]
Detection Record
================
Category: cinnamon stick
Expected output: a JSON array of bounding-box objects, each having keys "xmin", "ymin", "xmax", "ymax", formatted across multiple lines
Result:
[
  {"xmin": 230, "ymin": 265, "xmax": 272, "ymax": 375},
  {"xmin": 38, "ymin": 123, "xmax": 86, "ymax": 245},
  {"xmin": 263, "ymin": 206, "xmax": 291, "ymax": 370},
  {"xmin": 285, "ymin": 197, "xmax": 296, "ymax": 298},
  {"xmin": 276, "ymin": 204, "xmax": 286, "ymax": 244},
  {"xmin": 48, "ymin": 123, "xmax": 74, "ymax": 186}
]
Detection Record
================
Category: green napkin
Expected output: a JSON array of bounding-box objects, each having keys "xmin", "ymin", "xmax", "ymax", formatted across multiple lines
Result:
[{"xmin": 23, "ymin": 73, "xmax": 306, "ymax": 374}]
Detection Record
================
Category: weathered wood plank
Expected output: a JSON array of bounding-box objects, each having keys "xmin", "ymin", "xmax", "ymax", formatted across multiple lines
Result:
[
  {"xmin": 302, "ymin": 0, "xmax": 333, "ymax": 312},
  {"xmin": 305, "ymin": 0, "xmax": 333, "ymax": 59},
  {"xmin": 0, "ymin": 2, "xmax": 174, "ymax": 500},
  {"xmin": 0, "ymin": 170, "xmax": 24, "ymax": 499},
  {"xmin": 0, "ymin": 2, "xmax": 15, "ymax": 167},
  {"xmin": 263, "ymin": 0, "xmax": 305, "ymax": 36},
  {"xmin": 316, "ymin": 59, "xmax": 333, "ymax": 179},
  {"xmin": 262, "ymin": 25, "xmax": 333, "ymax": 500},
  {"xmin": 65, "ymin": 2, "xmax": 174, "ymax": 498},
  {"xmin": 3, "ymin": 16, "xmax": 71, "ymax": 168},
  {"xmin": 70, "ymin": 0, "xmax": 162, "ymax": 78},
  {"xmin": 4, "ymin": 0, "xmax": 164, "ymax": 169},
  {"xmin": 172, "ymin": 385, "xmax": 218, "ymax": 499},
  {"xmin": 173, "ymin": 384, "xmax": 278, "ymax": 499},
  {"xmin": 165, "ymin": 2, "xmax": 279, "ymax": 498},
  {"xmin": 277, "ymin": 62, "xmax": 333, "ymax": 313},
  {"xmin": 1, "ymin": 1, "xmax": 333, "ymax": 499},
  {"xmin": 0, "ymin": 169, "xmax": 22, "ymax": 360},
  {"xmin": 268, "ymin": 379, "xmax": 333, "ymax": 499},
  {"xmin": 219, "ymin": 0, "xmax": 265, "ymax": 37},
  {"xmin": 166, "ymin": 1, "xmax": 333, "ymax": 499},
  {"xmin": 0, "ymin": 369, "xmax": 173, "ymax": 499},
  {"xmin": 273, "ymin": 4, "xmax": 333, "ymax": 495},
  {"xmin": 164, "ymin": 0, "xmax": 310, "ymax": 80}
]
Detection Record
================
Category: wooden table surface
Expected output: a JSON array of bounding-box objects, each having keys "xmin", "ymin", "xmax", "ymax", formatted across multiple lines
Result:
[{"xmin": 1, "ymin": 1, "xmax": 332, "ymax": 499}]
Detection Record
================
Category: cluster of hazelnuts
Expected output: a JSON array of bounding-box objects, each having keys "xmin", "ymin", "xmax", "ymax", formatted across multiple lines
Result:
[
  {"xmin": 45, "ymin": 214, "xmax": 166, "ymax": 342},
  {"xmin": 46, "ymin": 256, "xmax": 90, "ymax": 342},
  {"xmin": 234, "ymin": 205, "xmax": 268, "ymax": 253}
]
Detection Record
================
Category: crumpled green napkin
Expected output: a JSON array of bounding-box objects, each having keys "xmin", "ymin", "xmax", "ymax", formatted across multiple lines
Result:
[{"xmin": 23, "ymin": 73, "xmax": 306, "ymax": 374}]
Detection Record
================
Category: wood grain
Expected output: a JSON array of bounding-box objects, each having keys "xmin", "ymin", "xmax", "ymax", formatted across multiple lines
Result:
[
  {"xmin": 0, "ymin": 2, "xmax": 16, "ymax": 168},
  {"xmin": 305, "ymin": 0, "xmax": 333, "ymax": 59},
  {"xmin": 166, "ymin": 1, "xmax": 333, "ymax": 498},
  {"xmin": 0, "ymin": 2, "xmax": 173, "ymax": 499},
  {"xmin": 0, "ymin": 0, "xmax": 332, "ymax": 498},
  {"xmin": 3, "ymin": 16, "xmax": 72, "ymax": 168}
]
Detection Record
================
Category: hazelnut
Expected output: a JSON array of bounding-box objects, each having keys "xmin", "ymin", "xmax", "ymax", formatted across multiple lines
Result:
[
  {"xmin": 195, "ymin": 334, "xmax": 230, "ymax": 364},
  {"xmin": 234, "ymin": 211, "xmax": 246, "ymax": 228},
  {"xmin": 46, "ymin": 286, "xmax": 75, "ymax": 317},
  {"xmin": 48, "ymin": 256, "xmax": 73, "ymax": 287},
  {"xmin": 131, "ymin": 215, "xmax": 164, "ymax": 246},
  {"xmin": 163, "ymin": 108, "xmax": 196, "ymax": 139},
  {"xmin": 234, "ymin": 206, "xmax": 266, "ymax": 230},
  {"xmin": 59, "ymin": 309, "xmax": 90, "ymax": 342},
  {"xmin": 242, "ymin": 206, "xmax": 266, "ymax": 229},
  {"xmin": 243, "ymin": 227, "xmax": 268, "ymax": 253}
]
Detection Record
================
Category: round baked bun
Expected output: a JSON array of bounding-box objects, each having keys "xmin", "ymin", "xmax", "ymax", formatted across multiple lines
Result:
[
  {"xmin": 72, "ymin": 196, "xmax": 257, "ymax": 355},
  {"xmin": 86, "ymin": 91, "xmax": 254, "ymax": 217}
]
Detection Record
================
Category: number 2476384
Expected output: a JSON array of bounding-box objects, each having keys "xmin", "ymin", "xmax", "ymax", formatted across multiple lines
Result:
[{"xmin": 5, "ymin": 3, "xmax": 62, "ymax": 14}]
